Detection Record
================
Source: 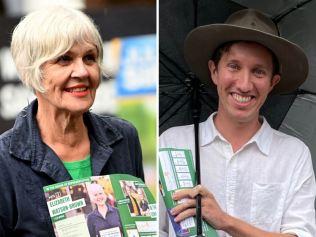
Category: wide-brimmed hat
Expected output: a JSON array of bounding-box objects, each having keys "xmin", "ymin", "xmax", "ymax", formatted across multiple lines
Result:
[{"xmin": 184, "ymin": 9, "xmax": 309, "ymax": 94}]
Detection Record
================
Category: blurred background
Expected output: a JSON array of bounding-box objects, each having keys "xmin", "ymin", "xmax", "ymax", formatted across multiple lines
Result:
[{"xmin": 0, "ymin": 0, "xmax": 156, "ymax": 196}]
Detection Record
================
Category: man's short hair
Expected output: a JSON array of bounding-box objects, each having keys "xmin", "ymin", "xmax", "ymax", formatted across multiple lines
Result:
[
  {"xmin": 11, "ymin": 6, "xmax": 104, "ymax": 93},
  {"xmin": 211, "ymin": 40, "xmax": 280, "ymax": 77}
]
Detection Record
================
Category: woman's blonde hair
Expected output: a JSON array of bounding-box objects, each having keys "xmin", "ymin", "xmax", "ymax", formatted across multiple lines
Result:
[{"xmin": 11, "ymin": 6, "xmax": 104, "ymax": 93}]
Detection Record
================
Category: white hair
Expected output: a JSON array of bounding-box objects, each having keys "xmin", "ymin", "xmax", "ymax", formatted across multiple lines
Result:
[
  {"xmin": 11, "ymin": 6, "xmax": 104, "ymax": 93},
  {"xmin": 87, "ymin": 183, "xmax": 104, "ymax": 195}
]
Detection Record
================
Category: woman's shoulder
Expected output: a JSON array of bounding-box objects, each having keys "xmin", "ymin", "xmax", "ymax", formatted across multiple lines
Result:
[
  {"xmin": 86, "ymin": 209, "xmax": 98, "ymax": 222},
  {"xmin": 0, "ymin": 128, "xmax": 13, "ymax": 153}
]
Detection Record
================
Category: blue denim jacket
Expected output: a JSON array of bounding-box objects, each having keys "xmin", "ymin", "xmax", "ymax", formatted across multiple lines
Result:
[{"xmin": 0, "ymin": 100, "xmax": 144, "ymax": 236}]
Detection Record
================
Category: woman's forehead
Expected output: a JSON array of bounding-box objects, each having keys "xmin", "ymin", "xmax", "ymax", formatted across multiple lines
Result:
[
  {"xmin": 90, "ymin": 184, "xmax": 104, "ymax": 193},
  {"xmin": 67, "ymin": 42, "xmax": 98, "ymax": 53}
]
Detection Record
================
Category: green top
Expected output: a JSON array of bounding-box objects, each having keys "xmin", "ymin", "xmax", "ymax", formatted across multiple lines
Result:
[{"xmin": 63, "ymin": 155, "xmax": 92, "ymax": 180}]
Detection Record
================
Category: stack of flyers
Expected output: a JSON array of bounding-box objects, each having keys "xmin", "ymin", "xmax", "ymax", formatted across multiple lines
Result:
[
  {"xmin": 43, "ymin": 174, "xmax": 157, "ymax": 237},
  {"xmin": 159, "ymin": 148, "xmax": 218, "ymax": 237}
]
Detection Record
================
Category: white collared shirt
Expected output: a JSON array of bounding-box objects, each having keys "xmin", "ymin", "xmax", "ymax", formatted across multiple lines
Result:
[{"xmin": 159, "ymin": 113, "xmax": 316, "ymax": 237}]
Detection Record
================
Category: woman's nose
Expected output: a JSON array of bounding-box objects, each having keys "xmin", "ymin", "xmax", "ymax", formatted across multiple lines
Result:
[{"xmin": 71, "ymin": 59, "xmax": 89, "ymax": 78}]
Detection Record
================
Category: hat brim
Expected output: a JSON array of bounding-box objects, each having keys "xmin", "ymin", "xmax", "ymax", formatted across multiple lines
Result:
[{"xmin": 184, "ymin": 24, "xmax": 308, "ymax": 94}]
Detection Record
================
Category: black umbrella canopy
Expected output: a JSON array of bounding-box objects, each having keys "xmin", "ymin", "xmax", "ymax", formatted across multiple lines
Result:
[
  {"xmin": 159, "ymin": 0, "xmax": 316, "ymax": 183},
  {"xmin": 159, "ymin": 0, "xmax": 245, "ymax": 134},
  {"xmin": 277, "ymin": 0, "xmax": 316, "ymax": 156},
  {"xmin": 159, "ymin": 0, "xmax": 305, "ymax": 135},
  {"xmin": 231, "ymin": 0, "xmax": 316, "ymax": 93},
  {"xmin": 159, "ymin": 0, "xmax": 316, "ymax": 137},
  {"xmin": 231, "ymin": 0, "xmax": 305, "ymax": 18}
]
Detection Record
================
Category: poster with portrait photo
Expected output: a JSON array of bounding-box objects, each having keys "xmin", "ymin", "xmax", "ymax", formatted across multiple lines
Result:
[
  {"xmin": 44, "ymin": 179, "xmax": 92, "ymax": 237},
  {"xmin": 85, "ymin": 176, "xmax": 122, "ymax": 237},
  {"xmin": 43, "ymin": 174, "xmax": 156, "ymax": 237},
  {"xmin": 119, "ymin": 180, "xmax": 150, "ymax": 217}
]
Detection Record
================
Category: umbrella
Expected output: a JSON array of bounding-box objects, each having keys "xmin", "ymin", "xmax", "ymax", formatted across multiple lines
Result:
[
  {"xmin": 159, "ymin": 0, "xmax": 316, "ymax": 235},
  {"xmin": 159, "ymin": 0, "xmax": 244, "ymax": 235},
  {"xmin": 159, "ymin": 0, "xmax": 311, "ymax": 134},
  {"xmin": 159, "ymin": 0, "xmax": 244, "ymax": 134}
]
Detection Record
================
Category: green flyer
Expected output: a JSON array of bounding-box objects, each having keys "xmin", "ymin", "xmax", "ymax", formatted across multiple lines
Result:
[
  {"xmin": 43, "ymin": 174, "xmax": 157, "ymax": 237},
  {"xmin": 159, "ymin": 148, "xmax": 218, "ymax": 237}
]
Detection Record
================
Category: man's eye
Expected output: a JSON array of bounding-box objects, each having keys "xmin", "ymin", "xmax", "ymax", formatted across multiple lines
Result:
[
  {"xmin": 228, "ymin": 63, "xmax": 239, "ymax": 70},
  {"xmin": 254, "ymin": 68, "xmax": 266, "ymax": 77}
]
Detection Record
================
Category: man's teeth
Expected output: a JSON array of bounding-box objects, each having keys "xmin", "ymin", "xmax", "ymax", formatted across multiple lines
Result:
[{"xmin": 232, "ymin": 93, "xmax": 251, "ymax": 103}]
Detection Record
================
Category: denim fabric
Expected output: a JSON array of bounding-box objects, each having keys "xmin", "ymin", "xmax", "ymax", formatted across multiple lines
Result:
[{"xmin": 0, "ymin": 100, "xmax": 144, "ymax": 236}]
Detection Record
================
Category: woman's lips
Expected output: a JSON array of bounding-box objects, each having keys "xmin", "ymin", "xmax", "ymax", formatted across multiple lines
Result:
[{"xmin": 65, "ymin": 85, "xmax": 89, "ymax": 97}]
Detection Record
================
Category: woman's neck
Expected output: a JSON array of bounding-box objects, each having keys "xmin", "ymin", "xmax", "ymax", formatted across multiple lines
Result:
[
  {"xmin": 36, "ymin": 101, "xmax": 90, "ymax": 162},
  {"xmin": 97, "ymin": 204, "xmax": 108, "ymax": 218}
]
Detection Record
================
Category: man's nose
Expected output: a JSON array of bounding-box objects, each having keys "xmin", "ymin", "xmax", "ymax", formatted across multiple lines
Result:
[
  {"xmin": 236, "ymin": 70, "xmax": 253, "ymax": 92},
  {"xmin": 71, "ymin": 59, "xmax": 89, "ymax": 78}
]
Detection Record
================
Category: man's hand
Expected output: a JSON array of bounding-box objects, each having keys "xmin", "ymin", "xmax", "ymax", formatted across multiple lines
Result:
[
  {"xmin": 170, "ymin": 185, "xmax": 296, "ymax": 237},
  {"xmin": 171, "ymin": 185, "xmax": 229, "ymax": 230}
]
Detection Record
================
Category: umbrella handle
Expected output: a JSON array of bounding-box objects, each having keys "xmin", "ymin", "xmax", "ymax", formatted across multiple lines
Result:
[
  {"xmin": 189, "ymin": 72, "xmax": 204, "ymax": 236},
  {"xmin": 196, "ymin": 194, "xmax": 204, "ymax": 236}
]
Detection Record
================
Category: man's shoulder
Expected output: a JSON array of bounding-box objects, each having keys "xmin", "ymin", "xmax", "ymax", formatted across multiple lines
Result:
[
  {"xmin": 270, "ymin": 127, "xmax": 310, "ymax": 155},
  {"xmin": 160, "ymin": 124, "xmax": 194, "ymax": 138},
  {"xmin": 160, "ymin": 124, "xmax": 195, "ymax": 149},
  {"xmin": 272, "ymin": 128, "xmax": 307, "ymax": 146}
]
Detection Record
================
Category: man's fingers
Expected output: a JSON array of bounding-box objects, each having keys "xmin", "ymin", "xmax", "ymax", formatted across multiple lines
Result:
[
  {"xmin": 195, "ymin": 185, "xmax": 213, "ymax": 197},
  {"xmin": 172, "ymin": 189, "xmax": 194, "ymax": 200},
  {"xmin": 174, "ymin": 208, "xmax": 196, "ymax": 222},
  {"xmin": 173, "ymin": 185, "xmax": 211, "ymax": 200},
  {"xmin": 171, "ymin": 198, "xmax": 196, "ymax": 215}
]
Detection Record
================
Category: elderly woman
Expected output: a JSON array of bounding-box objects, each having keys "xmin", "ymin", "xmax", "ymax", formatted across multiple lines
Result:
[{"xmin": 0, "ymin": 6, "xmax": 144, "ymax": 237}]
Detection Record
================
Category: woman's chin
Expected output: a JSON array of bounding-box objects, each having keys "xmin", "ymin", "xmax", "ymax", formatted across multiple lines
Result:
[
  {"xmin": 66, "ymin": 105, "xmax": 91, "ymax": 114},
  {"xmin": 60, "ymin": 100, "xmax": 94, "ymax": 114}
]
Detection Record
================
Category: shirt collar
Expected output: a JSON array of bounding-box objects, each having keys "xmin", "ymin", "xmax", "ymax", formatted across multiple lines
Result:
[
  {"xmin": 246, "ymin": 117, "xmax": 273, "ymax": 156},
  {"xmin": 95, "ymin": 203, "xmax": 116, "ymax": 217},
  {"xmin": 200, "ymin": 113, "xmax": 273, "ymax": 156},
  {"xmin": 200, "ymin": 112, "xmax": 221, "ymax": 146}
]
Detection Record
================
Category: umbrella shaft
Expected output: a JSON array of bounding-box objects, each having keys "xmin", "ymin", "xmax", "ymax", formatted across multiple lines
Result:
[{"xmin": 196, "ymin": 194, "xmax": 203, "ymax": 236}]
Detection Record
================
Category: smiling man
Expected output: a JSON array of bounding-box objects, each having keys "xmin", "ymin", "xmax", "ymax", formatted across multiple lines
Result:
[{"xmin": 160, "ymin": 9, "xmax": 316, "ymax": 237}]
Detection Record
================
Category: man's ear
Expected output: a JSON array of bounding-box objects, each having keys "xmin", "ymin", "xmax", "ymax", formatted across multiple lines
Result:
[
  {"xmin": 208, "ymin": 60, "xmax": 218, "ymax": 85},
  {"xmin": 269, "ymin": 74, "xmax": 281, "ymax": 92}
]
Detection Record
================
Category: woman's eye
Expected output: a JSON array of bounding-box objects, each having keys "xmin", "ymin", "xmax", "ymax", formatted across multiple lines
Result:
[
  {"xmin": 84, "ymin": 54, "xmax": 96, "ymax": 63},
  {"xmin": 56, "ymin": 55, "xmax": 72, "ymax": 65}
]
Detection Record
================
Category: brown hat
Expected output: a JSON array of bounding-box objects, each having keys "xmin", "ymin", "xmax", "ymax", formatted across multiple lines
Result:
[{"xmin": 184, "ymin": 9, "xmax": 309, "ymax": 94}]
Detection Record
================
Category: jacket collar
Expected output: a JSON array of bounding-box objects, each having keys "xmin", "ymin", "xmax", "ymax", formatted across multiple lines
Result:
[{"xmin": 9, "ymin": 100, "xmax": 123, "ymax": 182}]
